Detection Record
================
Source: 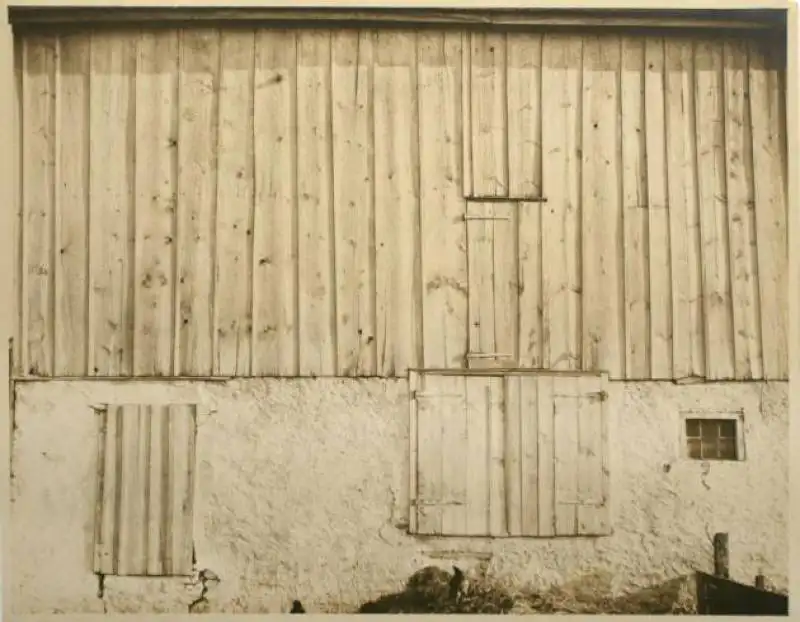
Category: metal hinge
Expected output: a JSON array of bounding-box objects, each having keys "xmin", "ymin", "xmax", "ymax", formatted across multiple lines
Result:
[{"xmin": 412, "ymin": 499, "xmax": 466, "ymax": 507}]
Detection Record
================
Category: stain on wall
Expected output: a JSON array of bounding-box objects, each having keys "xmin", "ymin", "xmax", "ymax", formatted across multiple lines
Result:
[{"xmin": 10, "ymin": 379, "xmax": 787, "ymax": 614}]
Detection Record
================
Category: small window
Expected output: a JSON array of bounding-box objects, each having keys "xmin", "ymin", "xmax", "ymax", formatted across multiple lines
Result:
[{"xmin": 684, "ymin": 415, "xmax": 741, "ymax": 461}]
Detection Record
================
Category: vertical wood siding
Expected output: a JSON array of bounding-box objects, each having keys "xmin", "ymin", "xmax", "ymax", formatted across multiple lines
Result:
[
  {"xmin": 94, "ymin": 403, "xmax": 197, "ymax": 576},
  {"xmin": 410, "ymin": 370, "xmax": 610, "ymax": 537},
  {"xmin": 15, "ymin": 29, "xmax": 787, "ymax": 380}
]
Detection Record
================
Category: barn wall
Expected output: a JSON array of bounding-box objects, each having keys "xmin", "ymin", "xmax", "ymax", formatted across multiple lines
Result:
[
  {"xmin": 10, "ymin": 378, "xmax": 787, "ymax": 613},
  {"xmin": 13, "ymin": 28, "xmax": 788, "ymax": 380}
]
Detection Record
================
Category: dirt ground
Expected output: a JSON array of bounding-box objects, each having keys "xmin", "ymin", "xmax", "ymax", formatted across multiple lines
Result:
[{"xmin": 356, "ymin": 566, "xmax": 697, "ymax": 614}]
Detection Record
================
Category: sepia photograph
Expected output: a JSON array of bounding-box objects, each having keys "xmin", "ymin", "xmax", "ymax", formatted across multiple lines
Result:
[{"xmin": 1, "ymin": 1, "xmax": 794, "ymax": 618}]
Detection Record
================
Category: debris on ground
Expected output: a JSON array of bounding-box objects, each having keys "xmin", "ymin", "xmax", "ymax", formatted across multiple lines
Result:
[{"xmin": 356, "ymin": 566, "xmax": 697, "ymax": 614}]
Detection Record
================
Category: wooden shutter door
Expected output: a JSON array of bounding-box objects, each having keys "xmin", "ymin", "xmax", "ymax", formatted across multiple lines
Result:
[
  {"xmin": 504, "ymin": 372, "xmax": 610, "ymax": 537},
  {"xmin": 550, "ymin": 373, "xmax": 610, "ymax": 536},
  {"xmin": 94, "ymin": 403, "xmax": 198, "ymax": 575},
  {"xmin": 466, "ymin": 202, "xmax": 519, "ymax": 369},
  {"xmin": 410, "ymin": 372, "xmax": 507, "ymax": 536}
]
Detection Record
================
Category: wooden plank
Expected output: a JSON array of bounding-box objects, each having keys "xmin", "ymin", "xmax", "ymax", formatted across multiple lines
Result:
[
  {"xmin": 94, "ymin": 406, "xmax": 120, "ymax": 574},
  {"xmin": 576, "ymin": 374, "xmax": 608, "ymax": 535},
  {"xmin": 176, "ymin": 29, "xmax": 219, "ymax": 376},
  {"xmin": 748, "ymin": 40, "xmax": 788, "ymax": 380},
  {"xmin": 133, "ymin": 30, "xmax": 179, "ymax": 377},
  {"xmin": 518, "ymin": 200, "xmax": 543, "ymax": 367},
  {"xmin": 644, "ymin": 38, "xmax": 673, "ymax": 379},
  {"xmin": 598, "ymin": 374, "xmax": 610, "ymax": 533},
  {"xmin": 165, "ymin": 404, "xmax": 196, "ymax": 575},
  {"xmin": 331, "ymin": 30, "xmax": 376, "ymax": 376},
  {"xmin": 54, "ymin": 33, "xmax": 90, "ymax": 376},
  {"xmin": 10, "ymin": 8, "xmax": 783, "ymax": 32},
  {"xmin": 374, "ymin": 31, "xmax": 420, "ymax": 377},
  {"xmin": 620, "ymin": 37, "xmax": 650, "ymax": 379},
  {"xmin": 21, "ymin": 36, "xmax": 56, "ymax": 376},
  {"xmin": 418, "ymin": 30, "xmax": 468, "ymax": 370},
  {"xmin": 145, "ymin": 405, "xmax": 166, "ymax": 575},
  {"xmin": 466, "ymin": 202, "xmax": 518, "ymax": 368},
  {"xmin": 694, "ymin": 40, "xmax": 735, "ymax": 380},
  {"xmin": 540, "ymin": 34, "xmax": 582, "ymax": 371},
  {"xmin": 723, "ymin": 40, "xmax": 762, "ymax": 380},
  {"xmin": 552, "ymin": 377, "xmax": 579, "ymax": 536},
  {"xmin": 415, "ymin": 374, "xmax": 444, "ymax": 535},
  {"xmin": 506, "ymin": 33, "xmax": 542, "ymax": 199},
  {"xmin": 465, "ymin": 375, "xmax": 490, "ymax": 535},
  {"xmin": 487, "ymin": 375, "xmax": 506, "ymax": 536},
  {"xmin": 469, "ymin": 31, "xmax": 507, "ymax": 197},
  {"xmin": 213, "ymin": 30, "xmax": 255, "ymax": 376},
  {"xmin": 581, "ymin": 34, "xmax": 623, "ymax": 378},
  {"xmin": 437, "ymin": 375, "xmax": 469, "ymax": 536},
  {"xmin": 665, "ymin": 38, "xmax": 705, "ymax": 379},
  {"xmin": 13, "ymin": 35, "xmax": 23, "ymax": 377},
  {"xmin": 296, "ymin": 30, "xmax": 336, "ymax": 376},
  {"xmin": 461, "ymin": 31, "xmax": 472, "ymax": 198},
  {"xmin": 88, "ymin": 33, "xmax": 136, "ymax": 376},
  {"xmin": 519, "ymin": 374, "xmax": 539, "ymax": 535},
  {"xmin": 117, "ymin": 405, "xmax": 145, "ymax": 575},
  {"xmin": 536, "ymin": 374, "xmax": 555, "ymax": 536},
  {"xmin": 252, "ymin": 30, "xmax": 298, "ymax": 377},
  {"xmin": 504, "ymin": 375, "xmax": 523, "ymax": 536},
  {"xmin": 408, "ymin": 371, "xmax": 420, "ymax": 534}
]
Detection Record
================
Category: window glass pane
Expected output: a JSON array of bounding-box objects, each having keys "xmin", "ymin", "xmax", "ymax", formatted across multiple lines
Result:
[
  {"xmin": 686, "ymin": 419, "xmax": 700, "ymax": 437},
  {"xmin": 701, "ymin": 440, "xmax": 722, "ymax": 460},
  {"xmin": 687, "ymin": 438, "xmax": 702, "ymax": 459},
  {"xmin": 718, "ymin": 437, "xmax": 737, "ymax": 460},
  {"xmin": 700, "ymin": 420, "xmax": 718, "ymax": 442},
  {"xmin": 719, "ymin": 419, "xmax": 736, "ymax": 438}
]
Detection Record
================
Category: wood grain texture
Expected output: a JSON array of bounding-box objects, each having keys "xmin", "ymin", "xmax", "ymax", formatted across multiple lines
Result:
[
  {"xmin": 620, "ymin": 37, "xmax": 650, "ymax": 379},
  {"xmin": 21, "ymin": 36, "xmax": 56, "ymax": 377},
  {"xmin": 723, "ymin": 40, "xmax": 762, "ymax": 380},
  {"xmin": 296, "ymin": 30, "xmax": 336, "ymax": 376},
  {"xmin": 133, "ymin": 31, "xmax": 179, "ymax": 377},
  {"xmin": 469, "ymin": 31, "xmax": 508, "ymax": 197},
  {"xmin": 418, "ymin": 31, "xmax": 468, "ymax": 371},
  {"xmin": 214, "ymin": 30, "xmax": 255, "ymax": 376},
  {"xmin": 176, "ymin": 29, "xmax": 219, "ymax": 376},
  {"xmin": 15, "ymin": 30, "xmax": 788, "ymax": 381},
  {"xmin": 581, "ymin": 35, "xmax": 623, "ymax": 376},
  {"xmin": 331, "ymin": 30, "xmax": 377, "ymax": 376},
  {"xmin": 694, "ymin": 40, "xmax": 735, "ymax": 380},
  {"xmin": 88, "ymin": 33, "xmax": 136, "ymax": 376},
  {"xmin": 506, "ymin": 33, "xmax": 542, "ymax": 199},
  {"xmin": 540, "ymin": 35, "xmax": 582, "ymax": 372},
  {"xmin": 252, "ymin": 30, "xmax": 298, "ymax": 376},
  {"xmin": 749, "ymin": 39, "xmax": 788, "ymax": 380},
  {"xmin": 644, "ymin": 38, "xmax": 674, "ymax": 379},
  {"xmin": 374, "ymin": 30, "xmax": 421, "ymax": 376},
  {"xmin": 665, "ymin": 38, "xmax": 705, "ymax": 379},
  {"xmin": 54, "ymin": 33, "xmax": 90, "ymax": 375}
]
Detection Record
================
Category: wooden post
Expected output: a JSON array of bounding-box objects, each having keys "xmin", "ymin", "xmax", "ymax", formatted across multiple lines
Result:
[
  {"xmin": 713, "ymin": 533, "xmax": 729, "ymax": 578},
  {"xmin": 755, "ymin": 575, "xmax": 765, "ymax": 590}
]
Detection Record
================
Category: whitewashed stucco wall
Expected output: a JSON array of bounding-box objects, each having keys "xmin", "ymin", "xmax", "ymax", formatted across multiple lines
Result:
[{"xmin": 10, "ymin": 379, "xmax": 788, "ymax": 614}]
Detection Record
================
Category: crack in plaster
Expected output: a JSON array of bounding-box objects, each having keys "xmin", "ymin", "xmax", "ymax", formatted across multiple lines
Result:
[
  {"xmin": 188, "ymin": 569, "xmax": 221, "ymax": 613},
  {"xmin": 95, "ymin": 573, "xmax": 107, "ymax": 613}
]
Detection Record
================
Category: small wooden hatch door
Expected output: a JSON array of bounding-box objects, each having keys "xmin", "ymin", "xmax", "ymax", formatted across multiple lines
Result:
[{"xmin": 93, "ymin": 403, "xmax": 200, "ymax": 576}]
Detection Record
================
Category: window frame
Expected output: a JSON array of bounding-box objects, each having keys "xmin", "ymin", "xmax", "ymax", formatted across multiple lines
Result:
[{"xmin": 679, "ymin": 409, "xmax": 746, "ymax": 462}]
